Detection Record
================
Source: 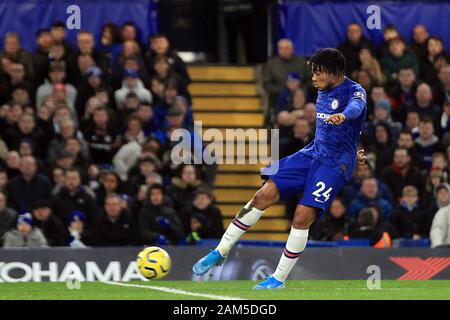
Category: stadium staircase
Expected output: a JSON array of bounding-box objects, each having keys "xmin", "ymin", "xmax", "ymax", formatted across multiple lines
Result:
[{"xmin": 188, "ymin": 65, "xmax": 289, "ymax": 241}]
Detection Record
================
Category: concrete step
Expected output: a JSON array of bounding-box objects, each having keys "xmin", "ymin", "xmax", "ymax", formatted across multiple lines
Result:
[
  {"xmin": 213, "ymin": 188, "xmax": 257, "ymax": 203},
  {"xmin": 218, "ymin": 163, "xmax": 264, "ymax": 172},
  {"xmin": 192, "ymin": 97, "xmax": 260, "ymax": 112},
  {"xmin": 188, "ymin": 66, "xmax": 255, "ymax": 82},
  {"xmin": 215, "ymin": 173, "xmax": 263, "ymax": 187},
  {"xmin": 189, "ymin": 83, "xmax": 258, "ymax": 96},
  {"xmin": 194, "ymin": 112, "xmax": 264, "ymax": 127}
]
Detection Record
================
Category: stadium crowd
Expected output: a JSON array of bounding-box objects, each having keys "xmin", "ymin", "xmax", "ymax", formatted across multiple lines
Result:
[
  {"xmin": 0, "ymin": 22, "xmax": 223, "ymax": 248},
  {"xmin": 263, "ymin": 23, "xmax": 449, "ymax": 247},
  {"xmin": 0, "ymin": 21, "xmax": 449, "ymax": 249}
]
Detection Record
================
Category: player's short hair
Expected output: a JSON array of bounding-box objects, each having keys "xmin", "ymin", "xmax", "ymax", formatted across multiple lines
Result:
[{"xmin": 309, "ymin": 48, "xmax": 346, "ymax": 77}]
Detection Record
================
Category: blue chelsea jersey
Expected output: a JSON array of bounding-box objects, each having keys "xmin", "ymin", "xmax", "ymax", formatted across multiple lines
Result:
[{"xmin": 300, "ymin": 77, "xmax": 367, "ymax": 181}]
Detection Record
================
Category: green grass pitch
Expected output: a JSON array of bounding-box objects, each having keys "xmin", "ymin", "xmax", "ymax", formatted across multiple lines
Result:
[{"xmin": 0, "ymin": 280, "xmax": 449, "ymax": 300}]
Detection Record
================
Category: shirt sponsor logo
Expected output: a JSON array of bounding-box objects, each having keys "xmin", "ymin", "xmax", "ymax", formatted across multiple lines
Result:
[{"xmin": 316, "ymin": 112, "xmax": 333, "ymax": 119}]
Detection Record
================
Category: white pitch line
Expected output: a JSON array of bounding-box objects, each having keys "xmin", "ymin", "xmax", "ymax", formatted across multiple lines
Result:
[{"xmin": 102, "ymin": 281, "xmax": 245, "ymax": 300}]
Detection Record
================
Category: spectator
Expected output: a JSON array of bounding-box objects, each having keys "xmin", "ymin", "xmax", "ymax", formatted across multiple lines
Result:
[
  {"xmin": 98, "ymin": 22, "xmax": 123, "ymax": 67},
  {"xmin": 169, "ymin": 164, "xmax": 204, "ymax": 212},
  {"xmin": 387, "ymin": 67, "xmax": 418, "ymax": 122},
  {"xmin": 33, "ymin": 29, "xmax": 54, "ymax": 86},
  {"xmin": 121, "ymin": 22, "xmax": 146, "ymax": 53},
  {"xmin": 349, "ymin": 206, "xmax": 394, "ymax": 247},
  {"xmin": 414, "ymin": 117, "xmax": 444, "ymax": 170},
  {"xmin": 378, "ymin": 24, "xmax": 400, "ymax": 58},
  {"xmin": 50, "ymin": 21, "xmax": 74, "ymax": 56},
  {"xmin": 137, "ymin": 102, "xmax": 160, "ymax": 137},
  {"xmin": 0, "ymin": 191, "xmax": 17, "ymax": 242},
  {"xmin": 67, "ymin": 210, "xmax": 88, "ymax": 247},
  {"xmin": 366, "ymin": 85, "xmax": 387, "ymax": 118},
  {"xmin": 75, "ymin": 66, "xmax": 108, "ymax": 117},
  {"xmin": 262, "ymin": 39, "xmax": 309, "ymax": 115},
  {"xmin": 83, "ymin": 106, "xmax": 119, "ymax": 165},
  {"xmin": 276, "ymin": 85, "xmax": 307, "ymax": 128},
  {"xmin": 342, "ymin": 162, "xmax": 393, "ymax": 207},
  {"xmin": 425, "ymin": 183, "xmax": 450, "ymax": 236},
  {"xmin": 127, "ymin": 156, "xmax": 159, "ymax": 197},
  {"xmin": 87, "ymin": 193, "xmax": 137, "ymax": 246},
  {"xmin": 430, "ymin": 201, "xmax": 450, "ymax": 247},
  {"xmin": 421, "ymin": 36, "xmax": 446, "ymax": 86},
  {"xmin": 120, "ymin": 114, "xmax": 146, "ymax": 146},
  {"xmin": 276, "ymin": 72, "xmax": 303, "ymax": 110},
  {"xmin": 114, "ymin": 69, "xmax": 152, "ymax": 108},
  {"xmin": 146, "ymin": 34, "xmax": 191, "ymax": 88},
  {"xmin": 51, "ymin": 168, "xmax": 99, "ymax": 225},
  {"xmin": 280, "ymin": 117, "xmax": 313, "ymax": 158},
  {"xmin": 411, "ymin": 24, "xmax": 429, "ymax": 62},
  {"xmin": 406, "ymin": 111, "xmax": 421, "ymax": 139},
  {"xmin": 64, "ymin": 137, "xmax": 89, "ymax": 172},
  {"xmin": 311, "ymin": 198, "xmax": 352, "ymax": 241},
  {"xmin": 358, "ymin": 46, "xmax": 385, "ymax": 85},
  {"xmin": 47, "ymin": 117, "xmax": 87, "ymax": 165},
  {"xmin": 337, "ymin": 23, "xmax": 373, "ymax": 76},
  {"xmin": 381, "ymin": 37, "xmax": 420, "ymax": 85},
  {"xmin": 32, "ymin": 199, "xmax": 67, "ymax": 246},
  {"xmin": 381, "ymin": 148, "xmax": 423, "ymax": 201},
  {"xmin": 138, "ymin": 184, "xmax": 184, "ymax": 245},
  {"xmin": 184, "ymin": 187, "xmax": 224, "ymax": 243},
  {"xmin": 423, "ymin": 169, "xmax": 446, "ymax": 209},
  {"xmin": 95, "ymin": 170, "xmax": 123, "ymax": 207},
  {"xmin": 74, "ymin": 31, "xmax": 108, "ymax": 74},
  {"xmin": 367, "ymin": 121, "xmax": 396, "ymax": 174},
  {"xmin": 390, "ymin": 186, "xmax": 426, "ymax": 239},
  {"xmin": 6, "ymin": 155, "xmax": 52, "ymax": 211},
  {"xmin": 432, "ymin": 65, "xmax": 450, "ymax": 107},
  {"xmin": 149, "ymin": 77, "xmax": 165, "ymax": 106},
  {"xmin": 407, "ymin": 83, "xmax": 441, "ymax": 123},
  {"xmin": 2, "ymin": 212, "xmax": 48, "ymax": 248},
  {"xmin": 349, "ymin": 177, "xmax": 393, "ymax": 220},
  {"xmin": 362, "ymin": 99, "xmax": 401, "ymax": 148},
  {"xmin": 0, "ymin": 32, "xmax": 34, "ymax": 80},
  {"xmin": 36, "ymin": 62, "xmax": 77, "ymax": 114}
]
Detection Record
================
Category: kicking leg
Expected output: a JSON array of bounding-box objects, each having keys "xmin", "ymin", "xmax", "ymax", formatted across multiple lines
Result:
[
  {"xmin": 254, "ymin": 204, "xmax": 317, "ymax": 289},
  {"xmin": 192, "ymin": 179, "xmax": 279, "ymax": 275}
]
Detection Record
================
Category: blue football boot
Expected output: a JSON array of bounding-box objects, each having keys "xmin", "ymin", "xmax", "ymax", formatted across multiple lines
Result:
[
  {"xmin": 253, "ymin": 276, "xmax": 285, "ymax": 290},
  {"xmin": 192, "ymin": 250, "xmax": 226, "ymax": 275}
]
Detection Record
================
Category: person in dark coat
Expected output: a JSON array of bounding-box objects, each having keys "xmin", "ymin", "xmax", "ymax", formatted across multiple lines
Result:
[
  {"xmin": 51, "ymin": 168, "xmax": 99, "ymax": 226},
  {"xmin": 390, "ymin": 186, "xmax": 426, "ymax": 239},
  {"xmin": 184, "ymin": 187, "xmax": 224, "ymax": 243},
  {"xmin": 337, "ymin": 23, "xmax": 373, "ymax": 76},
  {"xmin": 32, "ymin": 199, "xmax": 67, "ymax": 246},
  {"xmin": 87, "ymin": 193, "xmax": 137, "ymax": 246},
  {"xmin": 6, "ymin": 155, "xmax": 52, "ymax": 212},
  {"xmin": 381, "ymin": 148, "xmax": 424, "ymax": 202},
  {"xmin": 311, "ymin": 198, "xmax": 353, "ymax": 241},
  {"xmin": 137, "ymin": 184, "xmax": 184, "ymax": 245}
]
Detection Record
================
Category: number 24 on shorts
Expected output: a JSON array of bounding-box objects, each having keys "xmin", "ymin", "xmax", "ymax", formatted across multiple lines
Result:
[{"xmin": 312, "ymin": 181, "xmax": 332, "ymax": 203}]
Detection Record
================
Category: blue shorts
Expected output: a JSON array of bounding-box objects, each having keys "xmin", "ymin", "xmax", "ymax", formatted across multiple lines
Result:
[{"xmin": 261, "ymin": 151, "xmax": 346, "ymax": 211}]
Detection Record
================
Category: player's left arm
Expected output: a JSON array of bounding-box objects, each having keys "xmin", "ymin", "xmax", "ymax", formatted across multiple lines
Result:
[{"xmin": 325, "ymin": 88, "xmax": 366, "ymax": 125}]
